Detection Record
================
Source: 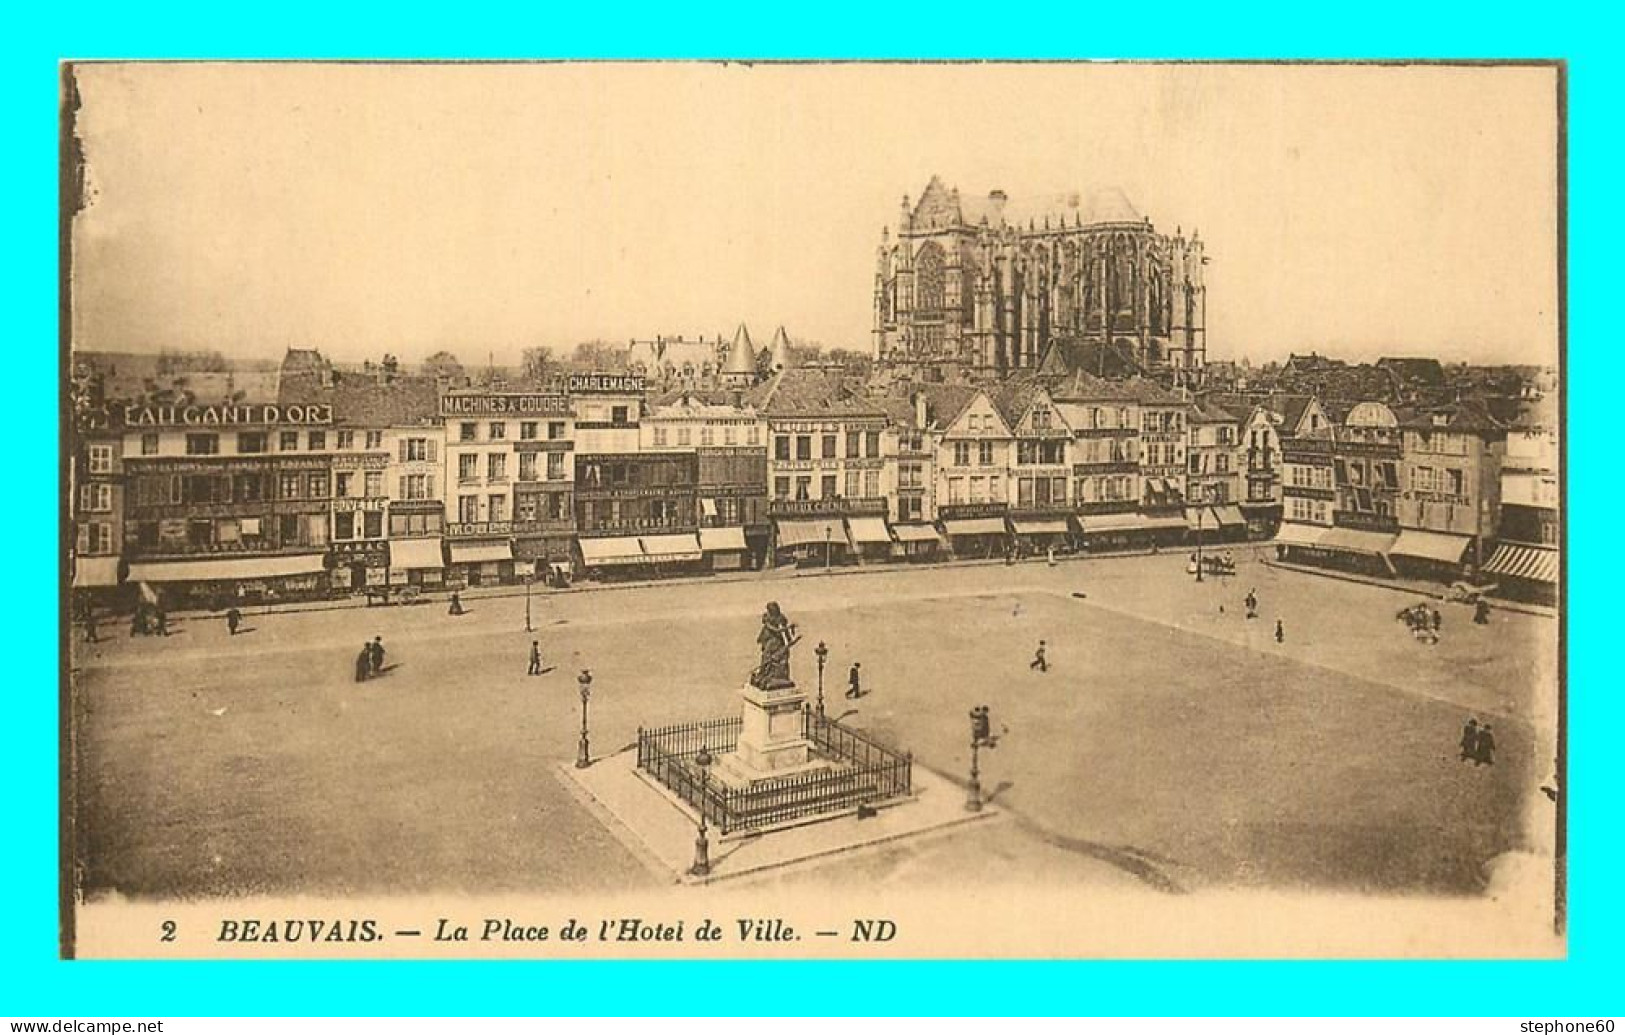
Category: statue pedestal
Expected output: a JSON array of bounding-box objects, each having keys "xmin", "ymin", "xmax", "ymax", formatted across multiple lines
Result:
[{"xmin": 732, "ymin": 683, "xmax": 812, "ymax": 775}]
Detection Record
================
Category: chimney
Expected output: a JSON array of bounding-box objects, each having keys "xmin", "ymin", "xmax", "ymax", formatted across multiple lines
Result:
[{"xmin": 988, "ymin": 189, "xmax": 1008, "ymax": 226}]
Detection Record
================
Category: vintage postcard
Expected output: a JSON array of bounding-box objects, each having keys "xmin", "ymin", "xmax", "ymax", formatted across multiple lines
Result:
[{"xmin": 61, "ymin": 60, "xmax": 1563, "ymax": 959}]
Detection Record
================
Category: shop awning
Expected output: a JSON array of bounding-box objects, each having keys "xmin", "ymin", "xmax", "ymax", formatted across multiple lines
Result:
[
  {"xmin": 700, "ymin": 498, "xmax": 718, "ymax": 518},
  {"xmin": 1184, "ymin": 507, "xmax": 1222, "ymax": 531},
  {"xmin": 389, "ymin": 537, "xmax": 445, "ymax": 570},
  {"xmin": 1082, "ymin": 512, "xmax": 1148, "ymax": 533},
  {"xmin": 1273, "ymin": 523, "xmax": 1330, "ymax": 549},
  {"xmin": 448, "ymin": 540, "xmax": 513, "ymax": 565},
  {"xmin": 775, "ymin": 519, "xmax": 849, "ymax": 548},
  {"xmin": 1483, "ymin": 542, "xmax": 1559, "ymax": 584},
  {"xmin": 892, "ymin": 524, "xmax": 945, "ymax": 544},
  {"xmin": 1212, "ymin": 505, "xmax": 1246, "ymax": 527},
  {"xmin": 128, "ymin": 554, "xmax": 327, "ymax": 583},
  {"xmin": 72, "ymin": 556, "xmax": 123, "ymax": 588},
  {"xmin": 698, "ymin": 527, "xmax": 747, "ymax": 552},
  {"xmin": 1146, "ymin": 478, "xmax": 1167, "ymax": 494},
  {"xmin": 846, "ymin": 516, "xmax": 893, "ymax": 545},
  {"xmin": 1141, "ymin": 514, "xmax": 1190, "ymax": 531},
  {"xmin": 1012, "ymin": 518, "xmax": 1071, "ymax": 536},
  {"xmin": 1318, "ymin": 527, "xmax": 1398, "ymax": 555},
  {"xmin": 1390, "ymin": 529, "xmax": 1472, "ymax": 564},
  {"xmin": 942, "ymin": 517, "xmax": 1009, "ymax": 537},
  {"xmin": 578, "ymin": 536, "xmax": 645, "ymax": 566},
  {"xmin": 641, "ymin": 533, "xmax": 703, "ymax": 562}
]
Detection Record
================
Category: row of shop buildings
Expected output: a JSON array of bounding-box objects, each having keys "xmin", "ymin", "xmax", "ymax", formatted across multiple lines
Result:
[{"xmin": 68, "ymin": 350, "xmax": 1559, "ymax": 607}]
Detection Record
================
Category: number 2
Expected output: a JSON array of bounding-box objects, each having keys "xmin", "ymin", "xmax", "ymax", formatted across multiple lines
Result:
[{"xmin": 160, "ymin": 920, "xmax": 176, "ymax": 942}]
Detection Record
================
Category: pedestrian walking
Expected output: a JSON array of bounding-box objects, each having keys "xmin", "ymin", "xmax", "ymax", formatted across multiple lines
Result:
[
  {"xmin": 369, "ymin": 636, "xmax": 386, "ymax": 674},
  {"xmin": 1245, "ymin": 588, "xmax": 1258, "ymax": 619},
  {"xmin": 1030, "ymin": 640, "xmax": 1048, "ymax": 672},
  {"xmin": 448, "ymin": 591, "xmax": 464, "ymax": 616},
  {"xmin": 1274, "ymin": 618, "xmax": 1285, "ymax": 644},
  {"xmin": 226, "ymin": 607, "xmax": 242, "ymax": 635},
  {"xmin": 1474, "ymin": 599, "xmax": 1492, "ymax": 625},
  {"xmin": 1473, "ymin": 724, "xmax": 1496, "ymax": 767},
  {"xmin": 846, "ymin": 661, "xmax": 862, "ymax": 699},
  {"xmin": 354, "ymin": 644, "xmax": 372, "ymax": 683},
  {"xmin": 1459, "ymin": 718, "xmax": 1480, "ymax": 762},
  {"xmin": 1431, "ymin": 608, "xmax": 1443, "ymax": 635},
  {"xmin": 155, "ymin": 608, "xmax": 169, "ymax": 637},
  {"xmin": 1047, "ymin": 545, "xmax": 1057, "ymax": 567},
  {"xmin": 528, "ymin": 640, "xmax": 543, "ymax": 676}
]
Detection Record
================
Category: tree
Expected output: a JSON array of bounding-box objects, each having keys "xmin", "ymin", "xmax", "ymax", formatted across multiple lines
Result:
[
  {"xmin": 521, "ymin": 346, "xmax": 552, "ymax": 382},
  {"xmin": 569, "ymin": 340, "xmax": 626, "ymax": 372},
  {"xmin": 423, "ymin": 351, "xmax": 464, "ymax": 380}
]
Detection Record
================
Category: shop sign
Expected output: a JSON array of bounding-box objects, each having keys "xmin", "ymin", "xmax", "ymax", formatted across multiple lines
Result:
[
  {"xmin": 440, "ymin": 393, "xmax": 571, "ymax": 417},
  {"xmin": 567, "ymin": 373, "xmax": 646, "ymax": 394},
  {"xmin": 123, "ymin": 403, "xmax": 332, "ymax": 426},
  {"xmin": 938, "ymin": 503, "xmax": 1009, "ymax": 520}
]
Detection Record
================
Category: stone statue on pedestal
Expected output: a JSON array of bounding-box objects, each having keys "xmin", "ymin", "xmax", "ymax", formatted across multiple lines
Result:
[{"xmin": 750, "ymin": 601, "xmax": 799, "ymax": 691}]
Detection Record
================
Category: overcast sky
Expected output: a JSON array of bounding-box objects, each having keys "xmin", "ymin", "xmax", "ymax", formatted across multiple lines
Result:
[{"xmin": 69, "ymin": 62, "xmax": 1560, "ymax": 366}]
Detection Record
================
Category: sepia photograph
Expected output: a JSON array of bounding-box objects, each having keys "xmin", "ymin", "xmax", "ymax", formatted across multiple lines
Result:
[{"xmin": 60, "ymin": 60, "xmax": 1563, "ymax": 960}]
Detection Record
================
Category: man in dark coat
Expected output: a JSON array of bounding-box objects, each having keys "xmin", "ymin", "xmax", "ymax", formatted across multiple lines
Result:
[
  {"xmin": 1459, "ymin": 718, "xmax": 1479, "ymax": 762},
  {"xmin": 1030, "ymin": 640, "xmax": 1048, "ymax": 672},
  {"xmin": 227, "ymin": 607, "xmax": 242, "ymax": 635},
  {"xmin": 1474, "ymin": 599, "xmax": 1492, "ymax": 625},
  {"xmin": 369, "ymin": 636, "xmax": 386, "ymax": 674},
  {"xmin": 1474, "ymin": 724, "xmax": 1496, "ymax": 766},
  {"xmin": 529, "ymin": 640, "xmax": 543, "ymax": 676},
  {"xmin": 155, "ymin": 608, "xmax": 169, "ymax": 636},
  {"xmin": 1245, "ymin": 589, "xmax": 1258, "ymax": 619},
  {"xmin": 449, "ymin": 592, "xmax": 464, "ymax": 616},
  {"xmin": 1274, "ymin": 618, "xmax": 1285, "ymax": 644},
  {"xmin": 846, "ymin": 661, "xmax": 862, "ymax": 699},
  {"xmin": 355, "ymin": 644, "xmax": 372, "ymax": 683}
]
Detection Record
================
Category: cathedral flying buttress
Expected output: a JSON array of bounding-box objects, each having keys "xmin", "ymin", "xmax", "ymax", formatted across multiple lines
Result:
[{"xmin": 872, "ymin": 177, "xmax": 1207, "ymax": 383}]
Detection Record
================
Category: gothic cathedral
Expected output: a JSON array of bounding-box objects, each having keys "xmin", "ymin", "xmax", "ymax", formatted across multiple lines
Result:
[{"xmin": 872, "ymin": 176, "xmax": 1206, "ymax": 382}]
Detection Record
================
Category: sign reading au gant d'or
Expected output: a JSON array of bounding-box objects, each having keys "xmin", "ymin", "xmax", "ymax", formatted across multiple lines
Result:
[{"xmin": 123, "ymin": 403, "xmax": 334, "ymax": 426}]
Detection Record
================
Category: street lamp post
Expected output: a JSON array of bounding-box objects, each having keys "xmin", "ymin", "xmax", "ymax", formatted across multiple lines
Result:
[
  {"xmin": 575, "ymin": 669, "xmax": 593, "ymax": 769},
  {"xmin": 825, "ymin": 525, "xmax": 832, "ymax": 571},
  {"xmin": 524, "ymin": 571, "xmax": 534, "ymax": 632},
  {"xmin": 1194, "ymin": 500, "xmax": 1205, "ymax": 583},
  {"xmin": 966, "ymin": 706, "xmax": 985, "ymax": 812},
  {"xmin": 690, "ymin": 744, "xmax": 713, "ymax": 877},
  {"xmin": 814, "ymin": 640, "xmax": 829, "ymax": 717}
]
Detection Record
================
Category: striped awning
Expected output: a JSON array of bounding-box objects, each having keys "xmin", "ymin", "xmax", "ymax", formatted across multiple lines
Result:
[
  {"xmin": 1390, "ymin": 530, "xmax": 1471, "ymax": 564},
  {"xmin": 72, "ymin": 556, "xmax": 123, "ymax": 588},
  {"xmin": 892, "ymin": 524, "xmax": 944, "ymax": 544},
  {"xmin": 640, "ymin": 533, "xmax": 702, "ymax": 562},
  {"xmin": 1273, "ymin": 523, "xmax": 1330, "ymax": 549},
  {"xmin": 1318, "ymin": 527, "xmax": 1398, "ymax": 555},
  {"xmin": 775, "ymin": 518, "xmax": 849, "ymax": 549},
  {"xmin": 942, "ymin": 517, "xmax": 1009, "ymax": 537},
  {"xmin": 1212, "ymin": 505, "xmax": 1247, "ymax": 527},
  {"xmin": 578, "ymin": 536, "xmax": 645, "ymax": 566},
  {"xmin": 389, "ymin": 537, "xmax": 445, "ymax": 570},
  {"xmin": 127, "ymin": 554, "xmax": 327, "ymax": 583},
  {"xmin": 1483, "ymin": 542, "xmax": 1558, "ymax": 584},
  {"xmin": 845, "ymin": 516, "xmax": 894, "ymax": 545},
  {"xmin": 698, "ymin": 527, "xmax": 747, "ymax": 552}
]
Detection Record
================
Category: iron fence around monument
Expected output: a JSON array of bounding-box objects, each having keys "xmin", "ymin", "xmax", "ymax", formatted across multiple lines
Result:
[{"xmin": 636, "ymin": 708, "xmax": 912, "ymax": 835}]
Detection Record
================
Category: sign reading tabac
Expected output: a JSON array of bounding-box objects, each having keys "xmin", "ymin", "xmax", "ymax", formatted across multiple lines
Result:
[
  {"xmin": 567, "ymin": 372, "xmax": 646, "ymax": 395},
  {"xmin": 439, "ymin": 393, "xmax": 571, "ymax": 417},
  {"xmin": 122, "ymin": 403, "xmax": 333, "ymax": 427}
]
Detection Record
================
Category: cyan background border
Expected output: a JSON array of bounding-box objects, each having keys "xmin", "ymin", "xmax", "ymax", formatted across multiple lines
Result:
[{"xmin": 8, "ymin": 2, "xmax": 1607, "ymax": 1015}]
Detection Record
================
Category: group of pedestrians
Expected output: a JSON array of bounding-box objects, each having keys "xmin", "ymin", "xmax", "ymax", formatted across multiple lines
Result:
[
  {"xmin": 1236, "ymin": 586, "xmax": 1285, "ymax": 643},
  {"xmin": 353, "ymin": 636, "xmax": 388, "ymax": 682},
  {"xmin": 1399, "ymin": 602, "xmax": 1444, "ymax": 644},
  {"xmin": 1458, "ymin": 717, "xmax": 1496, "ymax": 766}
]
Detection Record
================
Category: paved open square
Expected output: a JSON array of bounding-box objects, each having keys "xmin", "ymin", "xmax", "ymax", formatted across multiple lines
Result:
[{"xmin": 70, "ymin": 549, "xmax": 1558, "ymax": 900}]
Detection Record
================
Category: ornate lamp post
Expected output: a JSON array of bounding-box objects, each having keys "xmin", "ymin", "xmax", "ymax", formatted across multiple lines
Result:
[
  {"xmin": 524, "ymin": 569, "xmax": 534, "ymax": 632},
  {"xmin": 814, "ymin": 640, "xmax": 829, "ymax": 717},
  {"xmin": 966, "ymin": 706, "xmax": 985, "ymax": 812},
  {"xmin": 824, "ymin": 525, "xmax": 833, "ymax": 571},
  {"xmin": 690, "ymin": 744, "xmax": 713, "ymax": 877},
  {"xmin": 1194, "ymin": 498, "xmax": 1205, "ymax": 583},
  {"xmin": 575, "ymin": 669, "xmax": 593, "ymax": 769}
]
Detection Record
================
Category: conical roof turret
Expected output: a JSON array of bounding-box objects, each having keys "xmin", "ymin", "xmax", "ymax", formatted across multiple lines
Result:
[
  {"xmin": 769, "ymin": 326, "xmax": 792, "ymax": 372},
  {"xmin": 725, "ymin": 323, "xmax": 757, "ymax": 375}
]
